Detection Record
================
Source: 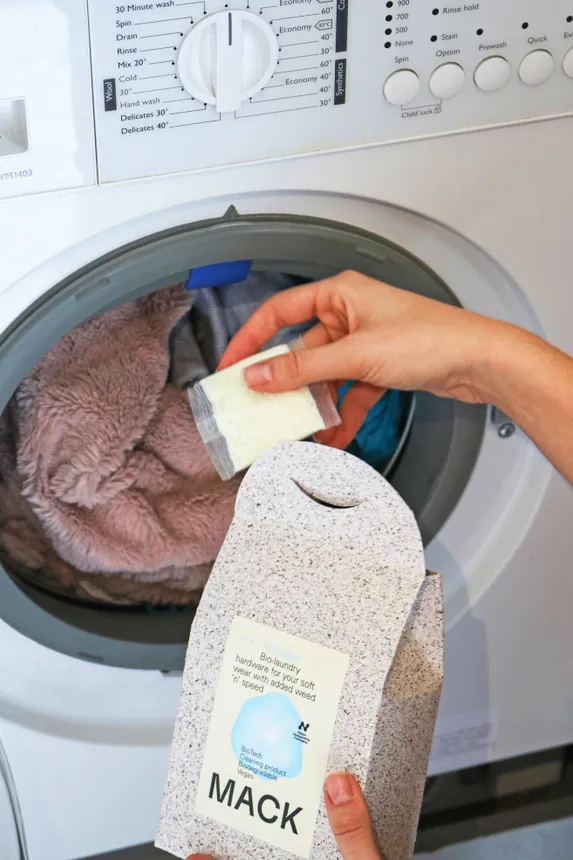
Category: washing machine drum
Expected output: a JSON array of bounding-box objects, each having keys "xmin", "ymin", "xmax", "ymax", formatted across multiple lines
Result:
[{"xmin": 0, "ymin": 214, "xmax": 485, "ymax": 671}]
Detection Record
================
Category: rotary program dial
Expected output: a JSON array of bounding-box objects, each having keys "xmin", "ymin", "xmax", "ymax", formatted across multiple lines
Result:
[{"xmin": 177, "ymin": 10, "xmax": 279, "ymax": 113}]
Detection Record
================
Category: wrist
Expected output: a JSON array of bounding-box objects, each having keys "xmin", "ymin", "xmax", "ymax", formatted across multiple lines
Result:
[{"xmin": 469, "ymin": 319, "xmax": 538, "ymax": 409}]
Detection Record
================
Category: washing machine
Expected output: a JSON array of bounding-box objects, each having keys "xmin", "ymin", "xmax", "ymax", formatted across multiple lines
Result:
[{"xmin": 1, "ymin": 0, "xmax": 573, "ymax": 858}]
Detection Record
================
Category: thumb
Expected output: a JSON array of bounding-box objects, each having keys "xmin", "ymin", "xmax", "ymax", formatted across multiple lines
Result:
[
  {"xmin": 244, "ymin": 342, "xmax": 355, "ymax": 392},
  {"xmin": 324, "ymin": 772, "xmax": 381, "ymax": 860}
]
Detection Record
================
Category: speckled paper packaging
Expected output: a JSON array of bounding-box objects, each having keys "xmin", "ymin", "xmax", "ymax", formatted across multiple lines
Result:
[{"xmin": 156, "ymin": 442, "xmax": 444, "ymax": 860}]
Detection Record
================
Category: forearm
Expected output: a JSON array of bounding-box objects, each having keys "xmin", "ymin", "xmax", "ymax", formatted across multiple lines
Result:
[{"xmin": 479, "ymin": 326, "xmax": 573, "ymax": 483}]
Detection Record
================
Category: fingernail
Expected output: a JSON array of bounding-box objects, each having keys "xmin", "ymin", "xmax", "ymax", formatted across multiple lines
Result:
[
  {"xmin": 244, "ymin": 362, "xmax": 272, "ymax": 387},
  {"xmin": 325, "ymin": 772, "xmax": 354, "ymax": 807}
]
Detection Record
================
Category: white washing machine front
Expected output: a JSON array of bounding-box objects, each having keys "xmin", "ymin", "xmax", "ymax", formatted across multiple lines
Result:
[{"xmin": 1, "ymin": 1, "xmax": 573, "ymax": 858}]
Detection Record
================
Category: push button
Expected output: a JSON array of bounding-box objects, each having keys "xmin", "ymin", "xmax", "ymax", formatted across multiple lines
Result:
[
  {"xmin": 474, "ymin": 56, "xmax": 510, "ymax": 92},
  {"xmin": 383, "ymin": 70, "xmax": 420, "ymax": 106},
  {"xmin": 518, "ymin": 50, "xmax": 554, "ymax": 85},
  {"xmin": 429, "ymin": 63, "xmax": 465, "ymax": 99}
]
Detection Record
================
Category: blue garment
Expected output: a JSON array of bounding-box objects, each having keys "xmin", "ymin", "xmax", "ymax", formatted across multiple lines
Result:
[{"xmin": 338, "ymin": 383, "xmax": 405, "ymax": 472}]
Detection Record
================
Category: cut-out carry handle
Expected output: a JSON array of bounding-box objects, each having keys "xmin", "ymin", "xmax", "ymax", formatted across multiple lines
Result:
[
  {"xmin": 292, "ymin": 480, "xmax": 362, "ymax": 510},
  {"xmin": 232, "ymin": 443, "xmax": 423, "ymax": 567}
]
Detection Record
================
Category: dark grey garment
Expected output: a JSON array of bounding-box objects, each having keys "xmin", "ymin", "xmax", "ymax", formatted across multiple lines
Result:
[
  {"xmin": 193, "ymin": 270, "xmax": 314, "ymax": 371},
  {"xmin": 168, "ymin": 312, "xmax": 210, "ymax": 389},
  {"xmin": 169, "ymin": 271, "xmax": 314, "ymax": 387}
]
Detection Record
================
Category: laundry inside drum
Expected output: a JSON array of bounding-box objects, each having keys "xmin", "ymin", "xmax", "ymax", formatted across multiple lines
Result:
[{"xmin": 0, "ymin": 270, "xmax": 413, "ymax": 614}]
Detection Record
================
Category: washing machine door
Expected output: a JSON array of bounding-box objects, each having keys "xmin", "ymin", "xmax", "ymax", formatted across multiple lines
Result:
[
  {"xmin": 0, "ymin": 208, "xmax": 488, "ymax": 672},
  {"xmin": 0, "ymin": 739, "xmax": 26, "ymax": 860},
  {"xmin": 0, "ymin": 198, "xmax": 545, "ymax": 675}
]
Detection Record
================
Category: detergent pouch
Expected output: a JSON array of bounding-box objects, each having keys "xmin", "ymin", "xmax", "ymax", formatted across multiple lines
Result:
[
  {"xmin": 156, "ymin": 442, "xmax": 444, "ymax": 860},
  {"xmin": 188, "ymin": 340, "xmax": 340, "ymax": 481}
]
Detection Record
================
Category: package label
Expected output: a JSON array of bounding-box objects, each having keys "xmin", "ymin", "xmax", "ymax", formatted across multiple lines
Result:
[{"xmin": 195, "ymin": 616, "xmax": 350, "ymax": 858}]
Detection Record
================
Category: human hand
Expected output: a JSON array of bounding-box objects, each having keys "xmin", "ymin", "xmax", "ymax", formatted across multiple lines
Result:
[
  {"xmin": 187, "ymin": 771, "xmax": 381, "ymax": 860},
  {"xmin": 322, "ymin": 771, "xmax": 381, "ymax": 860},
  {"xmin": 218, "ymin": 271, "xmax": 516, "ymax": 450}
]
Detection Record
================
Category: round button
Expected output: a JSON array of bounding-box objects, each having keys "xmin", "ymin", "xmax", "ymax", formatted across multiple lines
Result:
[
  {"xmin": 383, "ymin": 70, "xmax": 420, "ymax": 106},
  {"xmin": 429, "ymin": 63, "xmax": 466, "ymax": 99},
  {"xmin": 177, "ymin": 11, "xmax": 278, "ymax": 113},
  {"xmin": 563, "ymin": 46, "xmax": 573, "ymax": 78},
  {"xmin": 518, "ymin": 50, "xmax": 554, "ymax": 85},
  {"xmin": 474, "ymin": 56, "xmax": 511, "ymax": 92}
]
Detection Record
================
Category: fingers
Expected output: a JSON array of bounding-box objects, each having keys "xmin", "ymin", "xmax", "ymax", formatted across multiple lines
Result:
[
  {"xmin": 218, "ymin": 282, "xmax": 324, "ymax": 369},
  {"xmin": 318, "ymin": 382, "xmax": 384, "ymax": 450},
  {"xmin": 324, "ymin": 772, "xmax": 381, "ymax": 860},
  {"xmin": 300, "ymin": 322, "xmax": 332, "ymax": 350},
  {"xmin": 243, "ymin": 340, "xmax": 360, "ymax": 391}
]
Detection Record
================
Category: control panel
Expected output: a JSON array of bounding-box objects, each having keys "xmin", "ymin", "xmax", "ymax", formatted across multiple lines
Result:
[
  {"xmin": 87, "ymin": 0, "xmax": 573, "ymax": 182},
  {"xmin": 0, "ymin": 0, "xmax": 572, "ymax": 194}
]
